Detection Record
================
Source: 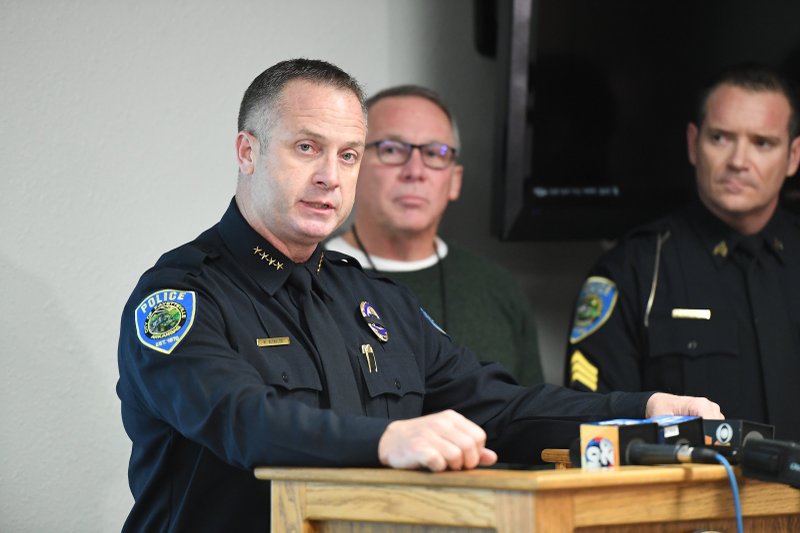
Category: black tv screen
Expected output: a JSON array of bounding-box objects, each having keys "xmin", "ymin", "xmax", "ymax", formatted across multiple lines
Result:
[{"xmin": 491, "ymin": 0, "xmax": 800, "ymax": 240}]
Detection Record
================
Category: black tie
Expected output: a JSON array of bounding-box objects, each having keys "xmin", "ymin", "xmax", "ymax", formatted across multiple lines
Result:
[
  {"xmin": 288, "ymin": 265, "xmax": 363, "ymax": 415},
  {"xmin": 732, "ymin": 235, "xmax": 794, "ymax": 432},
  {"xmin": 734, "ymin": 236, "xmax": 761, "ymax": 264}
]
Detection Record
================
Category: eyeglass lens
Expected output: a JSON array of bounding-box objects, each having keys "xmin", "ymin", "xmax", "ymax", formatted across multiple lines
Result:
[{"xmin": 374, "ymin": 140, "xmax": 455, "ymax": 169}]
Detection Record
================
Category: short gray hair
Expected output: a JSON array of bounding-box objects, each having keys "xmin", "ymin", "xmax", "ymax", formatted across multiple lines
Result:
[
  {"xmin": 366, "ymin": 84, "xmax": 461, "ymax": 151},
  {"xmin": 237, "ymin": 58, "xmax": 367, "ymax": 147}
]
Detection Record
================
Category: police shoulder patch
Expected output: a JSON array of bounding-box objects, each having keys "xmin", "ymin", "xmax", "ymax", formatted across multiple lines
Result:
[
  {"xmin": 135, "ymin": 289, "xmax": 197, "ymax": 355},
  {"xmin": 569, "ymin": 276, "xmax": 617, "ymax": 344}
]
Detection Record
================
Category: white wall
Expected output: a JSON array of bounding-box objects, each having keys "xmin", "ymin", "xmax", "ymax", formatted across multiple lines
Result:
[{"xmin": 0, "ymin": 1, "xmax": 601, "ymax": 530}]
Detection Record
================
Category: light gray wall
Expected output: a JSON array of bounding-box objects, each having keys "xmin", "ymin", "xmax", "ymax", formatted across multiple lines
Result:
[{"xmin": 0, "ymin": 1, "xmax": 601, "ymax": 530}]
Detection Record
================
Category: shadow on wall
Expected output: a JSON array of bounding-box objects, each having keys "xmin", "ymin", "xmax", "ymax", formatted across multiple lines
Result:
[
  {"xmin": 383, "ymin": 1, "xmax": 607, "ymax": 384},
  {"xmin": 0, "ymin": 253, "xmax": 129, "ymax": 531},
  {"xmin": 386, "ymin": 1, "xmax": 498, "ymax": 241}
]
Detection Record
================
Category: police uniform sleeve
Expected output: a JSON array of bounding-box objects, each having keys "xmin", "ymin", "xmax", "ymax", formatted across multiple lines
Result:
[
  {"xmin": 117, "ymin": 275, "xmax": 390, "ymax": 470},
  {"xmin": 409, "ymin": 287, "xmax": 653, "ymax": 463},
  {"xmin": 564, "ymin": 235, "xmax": 654, "ymax": 393}
]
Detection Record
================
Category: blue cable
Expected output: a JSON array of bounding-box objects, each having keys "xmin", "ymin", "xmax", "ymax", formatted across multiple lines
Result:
[{"xmin": 714, "ymin": 452, "xmax": 743, "ymax": 533}]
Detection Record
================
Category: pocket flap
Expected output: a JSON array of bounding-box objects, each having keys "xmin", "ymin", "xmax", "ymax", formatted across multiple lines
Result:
[
  {"xmin": 648, "ymin": 316, "xmax": 738, "ymax": 358},
  {"xmin": 357, "ymin": 351, "xmax": 425, "ymax": 399},
  {"xmin": 257, "ymin": 345, "xmax": 323, "ymax": 392}
]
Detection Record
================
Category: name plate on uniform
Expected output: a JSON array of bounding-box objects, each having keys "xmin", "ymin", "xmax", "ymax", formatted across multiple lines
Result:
[
  {"xmin": 256, "ymin": 337, "xmax": 290, "ymax": 347},
  {"xmin": 671, "ymin": 308, "xmax": 711, "ymax": 320}
]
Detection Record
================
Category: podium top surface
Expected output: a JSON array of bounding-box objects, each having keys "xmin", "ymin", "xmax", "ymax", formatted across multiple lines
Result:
[{"xmin": 254, "ymin": 463, "xmax": 746, "ymax": 492}]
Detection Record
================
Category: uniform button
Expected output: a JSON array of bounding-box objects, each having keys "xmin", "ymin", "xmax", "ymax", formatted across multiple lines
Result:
[
  {"xmin": 394, "ymin": 378, "xmax": 401, "ymax": 390},
  {"xmin": 281, "ymin": 372, "xmax": 289, "ymax": 383},
  {"xmin": 687, "ymin": 341, "xmax": 698, "ymax": 350}
]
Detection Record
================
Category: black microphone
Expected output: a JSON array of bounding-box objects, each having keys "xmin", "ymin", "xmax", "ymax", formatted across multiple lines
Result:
[
  {"xmin": 571, "ymin": 438, "xmax": 721, "ymax": 467},
  {"xmin": 626, "ymin": 441, "xmax": 719, "ymax": 465},
  {"xmin": 740, "ymin": 438, "xmax": 800, "ymax": 489}
]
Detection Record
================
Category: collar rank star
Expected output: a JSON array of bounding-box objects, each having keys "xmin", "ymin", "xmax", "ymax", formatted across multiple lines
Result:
[
  {"xmin": 252, "ymin": 245, "xmax": 284, "ymax": 270},
  {"xmin": 359, "ymin": 301, "xmax": 388, "ymax": 342},
  {"xmin": 135, "ymin": 289, "xmax": 196, "ymax": 354}
]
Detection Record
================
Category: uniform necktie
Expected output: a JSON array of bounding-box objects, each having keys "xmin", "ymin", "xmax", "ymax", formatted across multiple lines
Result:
[
  {"xmin": 288, "ymin": 266, "xmax": 363, "ymax": 415},
  {"xmin": 732, "ymin": 235, "xmax": 793, "ymax": 432},
  {"xmin": 734, "ymin": 236, "xmax": 760, "ymax": 263}
]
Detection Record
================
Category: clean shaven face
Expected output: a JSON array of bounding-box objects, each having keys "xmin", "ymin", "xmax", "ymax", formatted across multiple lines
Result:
[
  {"xmin": 356, "ymin": 95, "xmax": 463, "ymax": 238},
  {"xmin": 239, "ymin": 79, "xmax": 366, "ymax": 258},
  {"xmin": 688, "ymin": 83, "xmax": 800, "ymax": 234}
]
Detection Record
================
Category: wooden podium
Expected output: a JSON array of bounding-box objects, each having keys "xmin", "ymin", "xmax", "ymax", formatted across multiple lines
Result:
[{"xmin": 254, "ymin": 464, "xmax": 800, "ymax": 532}]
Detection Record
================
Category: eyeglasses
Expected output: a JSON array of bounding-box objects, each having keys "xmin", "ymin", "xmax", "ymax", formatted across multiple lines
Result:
[{"xmin": 366, "ymin": 139, "xmax": 457, "ymax": 170}]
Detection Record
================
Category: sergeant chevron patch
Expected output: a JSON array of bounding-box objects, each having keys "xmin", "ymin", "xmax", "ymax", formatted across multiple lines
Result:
[{"xmin": 569, "ymin": 349, "xmax": 598, "ymax": 392}]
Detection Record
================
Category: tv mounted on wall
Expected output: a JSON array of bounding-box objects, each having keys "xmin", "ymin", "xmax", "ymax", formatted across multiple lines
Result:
[{"xmin": 490, "ymin": 0, "xmax": 800, "ymax": 241}]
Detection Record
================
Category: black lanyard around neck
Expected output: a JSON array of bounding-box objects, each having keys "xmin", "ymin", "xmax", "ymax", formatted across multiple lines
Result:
[{"xmin": 351, "ymin": 225, "xmax": 448, "ymax": 330}]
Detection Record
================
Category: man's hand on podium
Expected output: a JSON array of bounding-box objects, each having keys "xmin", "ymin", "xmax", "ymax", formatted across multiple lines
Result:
[
  {"xmin": 377, "ymin": 394, "xmax": 721, "ymax": 472},
  {"xmin": 378, "ymin": 409, "xmax": 498, "ymax": 472},
  {"xmin": 646, "ymin": 392, "xmax": 724, "ymax": 419}
]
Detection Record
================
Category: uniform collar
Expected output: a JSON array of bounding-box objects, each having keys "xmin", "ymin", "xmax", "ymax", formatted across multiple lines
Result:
[
  {"xmin": 759, "ymin": 208, "xmax": 791, "ymax": 265},
  {"xmin": 686, "ymin": 200, "xmax": 789, "ymax": 267},
  {"xmin": 217, "ymin": 198, "xmax": 329, "ymax": 297}
]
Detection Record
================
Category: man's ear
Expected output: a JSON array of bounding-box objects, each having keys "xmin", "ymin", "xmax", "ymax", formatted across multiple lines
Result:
[
  {"xmin": 686, "ymin": 122, "xmax": 699, "ymax": 167},
  {"xmin": 787, "ymin": 135, "xmax": 800, "ymax": 177},
  {"xmin": 448, "ymin": 164, "xmax": 464, "ymax": 201},
  {"xmin": 236, "ymin": 131, "xmax": 258, "ymax": 176}
]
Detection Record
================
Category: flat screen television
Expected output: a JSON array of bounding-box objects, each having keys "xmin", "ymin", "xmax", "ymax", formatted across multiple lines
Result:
[{"xmin": 490, "ymin": 0, "xmax": 800, "ymax": 240}]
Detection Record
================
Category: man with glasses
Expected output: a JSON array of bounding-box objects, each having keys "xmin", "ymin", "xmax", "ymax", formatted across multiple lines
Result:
[{"xmin": 326, "ymin": 85, "xmax": 543, "ymax": 385}]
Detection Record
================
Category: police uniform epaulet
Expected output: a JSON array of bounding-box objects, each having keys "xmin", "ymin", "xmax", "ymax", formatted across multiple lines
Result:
[
  {"xmin": 324, "ymin": 249, "xmax": 399, "ymax": 283},
  {"xmin": 153, "ymin": 230, "xmax": 220, "ymax": 277},
  {"xmin": 788, "ymin": 210, "xmax": 800, "ymax": 229},
  {"xmin": 133, "ymin": 232, "xmax": 222, "ymax": 356},
  {"xmin": 325, "ymin": 249, "xmax": 410, "ymax": 287},
  {"xmin": 324, "ymin": 248, "xmax": 366, "ymax": 271},
  {"xmin": 622, "ymin": 216, "xmax": 671, "ymax": 242}
]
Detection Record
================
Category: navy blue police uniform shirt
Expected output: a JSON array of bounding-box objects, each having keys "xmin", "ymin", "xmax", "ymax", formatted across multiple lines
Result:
[
  {"xmin": 118, "ymin": 199, "xmax": 652, "ymax": 532},
  {"xmin": 566, "ymin": 201, "xmax": 800, "ymax": 442}
]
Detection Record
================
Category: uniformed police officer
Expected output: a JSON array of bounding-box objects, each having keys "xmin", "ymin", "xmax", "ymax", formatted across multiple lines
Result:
[
  {"xmin": 118, "ymin": 58, "xmax": 722, "ymax": 532},
  {"xmin": 566, "ymin": 63, "xmax": 800, "ymax": 442}
]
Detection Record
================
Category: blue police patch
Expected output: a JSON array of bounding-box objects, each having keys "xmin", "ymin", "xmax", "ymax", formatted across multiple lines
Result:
[
  {"xmin": 569, "ymin": 276, "xmax": 617, "ymax": 344},
  {"xmin": 419, "ymin": 307, "xmax": 448, "ymax": 337},
  {"xmin": 135, "ymin": 289, "xmax": 196, "ymax": 355}
]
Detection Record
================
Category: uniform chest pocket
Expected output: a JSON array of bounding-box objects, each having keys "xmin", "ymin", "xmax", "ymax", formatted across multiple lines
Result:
[
  {"xmin": 253, "ymin": 344, "xmax": 323, "ymax": 393},
  {"xmin": 648, "ymin": 317, "xmax": 739, "ymax": 358},
  {"xmin": 357, "ymin": 351, "xmax": 425, "ymax": 399}
]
